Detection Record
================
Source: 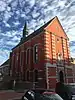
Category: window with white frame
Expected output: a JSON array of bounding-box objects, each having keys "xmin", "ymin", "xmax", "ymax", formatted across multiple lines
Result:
[{"xmin": 34, "ymin": 45, "xmax": 38, "ymax": 63}]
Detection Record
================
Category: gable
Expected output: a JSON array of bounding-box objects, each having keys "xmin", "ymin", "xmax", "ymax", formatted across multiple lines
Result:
[
  {"xmin": 12, "ymin": 17, "xmax": 55, "ymax": 50},
  {"xmin": 12, "ymin": 16, "xmax": 68, "ymax": 50},
  {"xmin": 45, "ymin": 16, "xmax": 68, "ymax": 39}
]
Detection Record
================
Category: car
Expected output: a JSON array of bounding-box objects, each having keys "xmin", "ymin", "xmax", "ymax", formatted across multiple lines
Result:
[
  {"xmin": 66, "ymin": 83, "xmax": 75, "ymax": 94},
  {"xmin": 55, "ymin": 82, "xmax": 73, "ymax": 100},
  {"xmin": 65, "ymin": 83, "xmax": 75, "ymax": 100},
  {"xmin": 21, "ymin": 89, "xmax": 63, "ymax": 100}
]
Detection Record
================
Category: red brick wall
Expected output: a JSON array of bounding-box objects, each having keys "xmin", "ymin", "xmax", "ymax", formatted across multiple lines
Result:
[
  {"xmin": 10, "ymin": 17, "xmax": 72, "ymax": 89},
  {"xmin": 45, "ymin": 17, "xmax": 70, "ymax": 64},
  {"xmin": 47, "ymin": 67, "xmax": 56, "ymax": 89},
  {"xmin": 48, "ymin": 78, "xmax": 56, "ymax": 89},
  {"xmin": 11, "ymin": 32, "xmax": 46, "ymax": 81},
  {"xmin": 68, "ymin": 78, "xmax": 73, "ymax": 83},
  {"xmin": 66, "ymin": 68, "xmax": 73, "ymax": 83},
  {"xmin": 48, "ymin": 67, "xmax": 56, "ymax": 76},
  {"xmin": 67, "ymin": 68, "xmax": 73, "ymax": 76}
]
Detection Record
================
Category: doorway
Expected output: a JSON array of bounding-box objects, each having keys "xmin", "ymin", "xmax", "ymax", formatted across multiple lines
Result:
[{"xmin": 59, "ymin": 71, "xmax": 64, "ymax": 83}]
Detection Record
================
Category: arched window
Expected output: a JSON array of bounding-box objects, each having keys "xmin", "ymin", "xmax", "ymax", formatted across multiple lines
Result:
[
  {"xmin": 34, "ymin": 70, "xmax": 38, "ymax": 82},
  {"xmin": 34, "ymin": 45, "xmax": 38, "ymax": 63},
  {"xmin": 20, "ymin": 52, "xmax": 23, "ymax": 66},
  {"xmin": 26, "ymin": 49, "xmax": 30, "ymax": 64}
]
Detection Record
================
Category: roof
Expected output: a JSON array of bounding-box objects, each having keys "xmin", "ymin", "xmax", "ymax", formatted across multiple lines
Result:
[
  {"xmin": 12, "ymin": 16, "xmax": 68, "ymax": 50},
  {"xmin": 1, "ymin": 59, "xmax": 9, "ymax": 66},
  {"xmin": 12, "ymin": 17, "xmax": 55, "ymax": 50}
]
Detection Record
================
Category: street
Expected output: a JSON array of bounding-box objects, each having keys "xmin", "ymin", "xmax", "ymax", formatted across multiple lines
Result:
[{"xmin": 0, "ymin": 90, "xmax": 25, "ymax": 100}]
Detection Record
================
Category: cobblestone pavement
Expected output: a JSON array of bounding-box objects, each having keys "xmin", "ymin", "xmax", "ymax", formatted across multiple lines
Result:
[{"xmin": 0, "ymin": 90, "xmax": 25, "ymax": 100}]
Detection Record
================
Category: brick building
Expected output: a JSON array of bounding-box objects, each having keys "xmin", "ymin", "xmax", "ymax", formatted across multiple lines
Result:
[
  {"xmin": 0, "ymin": 59, "xmax": 10, "ymax": 76},
  {"xmin": 10, "ymin": 16, "xmax": 74, "ymax": 90}
]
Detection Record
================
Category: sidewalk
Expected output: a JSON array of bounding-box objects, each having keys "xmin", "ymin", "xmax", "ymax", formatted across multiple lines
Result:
[
  {"xmin": 0, "ymin": 90, "xmax": 25, "ymax": 100},
  {"xmin": 0, "ymin": 90, "xmax": 14, "ymax": 93},
  {"xmin": 8, "ymin": 96, "xmax": 21, "ymax": 100}
]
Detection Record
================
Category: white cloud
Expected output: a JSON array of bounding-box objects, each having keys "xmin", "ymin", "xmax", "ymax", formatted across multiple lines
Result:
[
  {"xmin": 15, "ymin": 10, "xmax": 20, "ymax": 15},
  {"xmin": 58, "ymin": 0, "xmax": 66, "ymax": 8},
  {"xmin": 6, "ymin": 0, "xmax": 13, "ymax": 3},
  {"xmin": 25, "ymin": 7, "xmax": 31, "ymax": 15},
  {"xmin": 3, "ymin": 11, "xmax": 12, "ymax": 21},
  {"xmin": 44, "ymin": 6, "xmax": 55, "ymax": 13},
  {"xmin": 7, "ymin": 6, "xmax": 11, "ymax": 11},
  {"xmin": 11, "ymin": 35, "xmax": 20, "ymax": 41},
  {"xmin": 25, "ymin": 0, "xmax": 35, "ymax": 8},
  {"xmin": 67, "ymin": 28, "xmax": 75, "ymax": 42},
  {"xmin": 21, "ymin": 13, "xmax": 25, "ymax": 18},
  {"xmin": 28, "ymin": 19, "xmax": 37, "ymax": 29},
  {"xmin": 0, "ymin": 39, "xmax": 4, "ymax": 45},
  {"xmin": 13, "ymin": 21, "xmax": 20, "ymax": 26},
  {"xmin": 1, "ymin": 0, "xmax": 75, "ymax": 64},
  {"xmin": 6, "ymin": 40, "xmax": 19, "ymax": 46},
  {"xmin": 18, "ymin": 0, "xmax": 25, "ymax": 8},
  {"xmin": 3, "ymin": 21, "xmax": 10, "ymax": 27},
  {"xmin": 70, "ymin": 46, "xmax": 75, "ymax": 58},
  {"xmin": 2, "ymin": 32, "xmax": 12, "ymax": 37},
  {"xmin": 28, "ymin": 0, "xmax": 35, "ymax": 7},
  {"xmin": 11, "ymin": 30, "xmax": 19, "ymax": 36},
  {"xmin": 39, "ymin": 0, "xmax": 48, "ymax": 7},
  {"xmin": 32, "ymin": 10, "xmax": 40, "ymax": 18},
  {"xmin": 11, "ymin": 0, "xmax": 18, "ymax": 10},
  {"xmin": 0, "ymin": 1, "xmax": 7, "ymax": 12}
]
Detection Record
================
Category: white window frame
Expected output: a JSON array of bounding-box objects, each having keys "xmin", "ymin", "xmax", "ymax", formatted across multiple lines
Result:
[{"xmin": 33, "ymin": 45, "xmax": 38, "ymax": 63}]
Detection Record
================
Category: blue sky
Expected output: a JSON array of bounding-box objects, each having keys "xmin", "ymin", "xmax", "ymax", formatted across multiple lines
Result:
[{"xmin": 0, "ymin": 0, "xmax": 75, "ymax": 65}]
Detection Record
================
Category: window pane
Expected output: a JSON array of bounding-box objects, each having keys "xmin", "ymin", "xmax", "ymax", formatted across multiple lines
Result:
[
  {"xmin": 35, "ymin": 46, "xmax": 38, "ymax": 52},
  {"xmin": 34, "ymin": 46, "xmax": 38, "ymax": 63},
  {"xmin": 20, "ymin": 52, "xmax": 22, "ymax": 66},
  {"xmin": 26, "ymin": 49, "xmax": 29, "ymax": 64},
  {"xmin": 34, "ymin": 70, "xmax": 38, "ymax": 82}
]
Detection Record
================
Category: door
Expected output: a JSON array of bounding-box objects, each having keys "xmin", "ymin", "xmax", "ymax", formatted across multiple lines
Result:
[{"xmin": 59, "ymin": 71, "xmax": 64, "ymax": 83}]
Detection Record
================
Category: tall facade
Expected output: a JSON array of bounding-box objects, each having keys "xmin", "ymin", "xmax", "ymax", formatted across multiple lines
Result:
[{"xmin": 10, "ymin": 16, "xmax": 74, "ymax": 90}]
